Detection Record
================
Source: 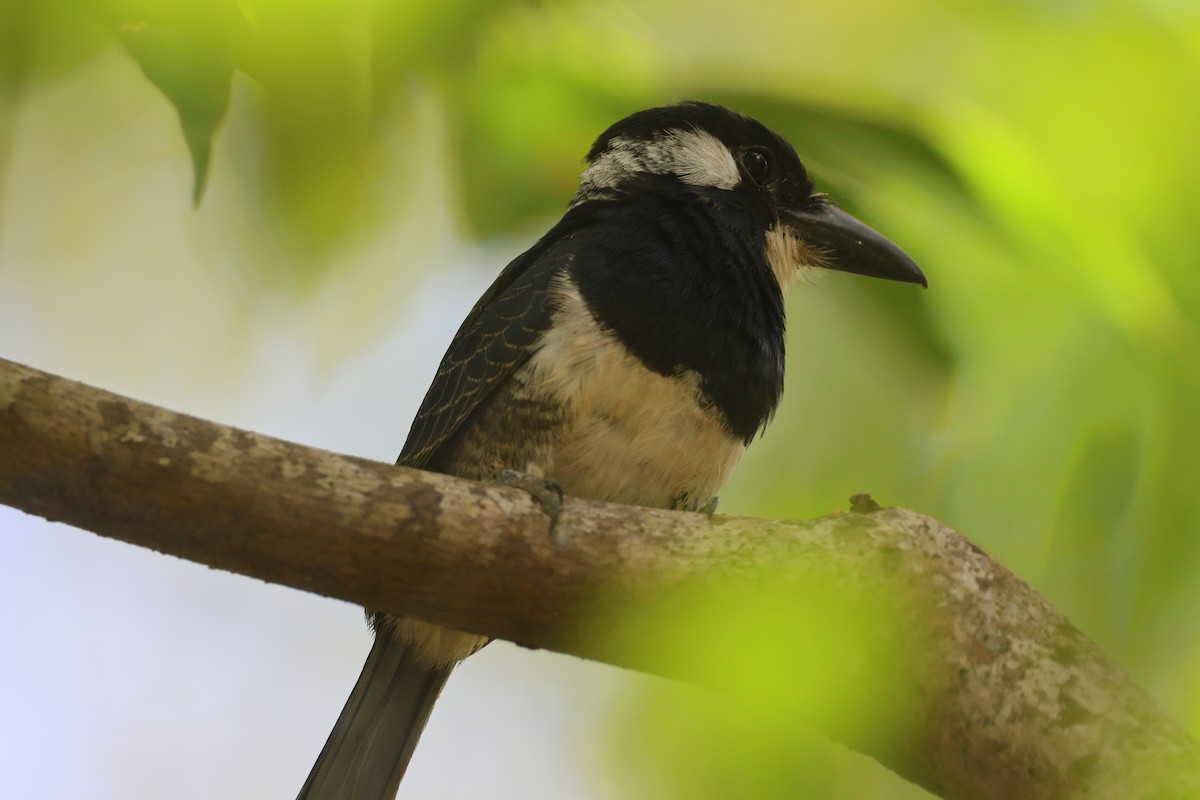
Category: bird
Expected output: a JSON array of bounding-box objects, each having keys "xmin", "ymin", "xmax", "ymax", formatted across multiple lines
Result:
[{"xmin": 295, "ymin": 101, "xmax": 926, "ymax": 800}]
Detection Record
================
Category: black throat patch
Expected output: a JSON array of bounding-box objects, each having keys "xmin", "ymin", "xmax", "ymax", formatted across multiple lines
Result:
[{"xmin": 566, "ymin": 180, "xmax": 786, "ymax": 443}]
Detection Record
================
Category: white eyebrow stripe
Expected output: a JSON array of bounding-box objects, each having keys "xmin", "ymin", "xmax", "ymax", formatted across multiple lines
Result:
[
  {"xmin": 662, "ymin": 129, "xmax": 740, "ymax": 188},
  {"xmin": 579, "ymin": 129, "xmax": 741, "ymax": 193}
]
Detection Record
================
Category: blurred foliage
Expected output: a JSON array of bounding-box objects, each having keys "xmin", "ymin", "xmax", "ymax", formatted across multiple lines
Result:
[
  {"xmin": 94, "ymin": 0, "xmax": 248, "ymax": 203},
  {"xmin": 600, "ymin": 569, "xmax": 923, "ymax": 800},
  {"xmin": 4, "ymin": 0, "xmax": 1200, "ymax": 797}
]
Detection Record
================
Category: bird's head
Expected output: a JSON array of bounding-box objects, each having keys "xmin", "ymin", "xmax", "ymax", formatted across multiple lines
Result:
[{"xmin": 573, "ymin": 101, "xmax": 926, "ymax": 291}]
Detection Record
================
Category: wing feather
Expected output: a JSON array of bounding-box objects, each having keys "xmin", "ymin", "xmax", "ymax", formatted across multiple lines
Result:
[{"xmin": 396, "ymin": 242, "xmax": 576, "ymax": 471}]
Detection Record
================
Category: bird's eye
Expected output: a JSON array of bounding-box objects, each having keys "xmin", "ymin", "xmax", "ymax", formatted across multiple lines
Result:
[{"xmin": 740, "ymin": 147, "xmax": 774, "ymax": 186}]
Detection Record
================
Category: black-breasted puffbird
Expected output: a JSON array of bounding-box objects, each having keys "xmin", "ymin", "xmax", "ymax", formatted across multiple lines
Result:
[{"xmin": 296, "ymin": 101, "xmax": 926, "ymax": 800}]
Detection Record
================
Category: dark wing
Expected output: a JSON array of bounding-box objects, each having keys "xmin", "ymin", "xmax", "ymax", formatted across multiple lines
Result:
[{"xmin": 397, "ymin": 237, "xmax": 577, "ymax": 471}]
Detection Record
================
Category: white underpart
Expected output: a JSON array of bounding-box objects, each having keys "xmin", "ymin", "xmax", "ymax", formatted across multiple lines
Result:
[
  {"xmin": 526, "ymin": 276, "xmax": 746, "ymax": 509},
  {"xmin": 764, "ymin": 223, "xmax": 830, "ymax": 294},
  {"xmin": 577, "ymin": 129, "xmax": 741, "ymax": 199},
  {"xmin": 383, "ymin": 617, "xmax": 488, "ymax": 667}
]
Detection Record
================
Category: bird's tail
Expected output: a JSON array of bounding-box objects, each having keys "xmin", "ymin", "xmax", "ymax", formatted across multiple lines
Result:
[{"xmin": 296, "ymin": 632, "xmax": 453, "ymax": 800}]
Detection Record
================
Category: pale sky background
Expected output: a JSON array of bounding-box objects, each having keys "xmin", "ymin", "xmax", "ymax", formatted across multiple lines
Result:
[{"xmin": 0, "ymin": 49, "xmax": 677, "ymax": 800}]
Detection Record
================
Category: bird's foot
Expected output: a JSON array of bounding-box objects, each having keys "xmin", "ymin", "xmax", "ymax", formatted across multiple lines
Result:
[
  {"xmin": 678, "ymin": 495, "xmax": 719, "ymax": 519},
  {"xmin": 493, "ymin": 469, "xmax": 566, "ymax": 542},
  {"xmin": 848, "ymin": 493, "xmax": 881, "ymax": 514}
]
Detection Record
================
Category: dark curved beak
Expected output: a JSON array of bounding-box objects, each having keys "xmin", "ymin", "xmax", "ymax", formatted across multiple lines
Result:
[{"xmin": 784, "ymin": 203, "xmax": 927, "ymax": 288}]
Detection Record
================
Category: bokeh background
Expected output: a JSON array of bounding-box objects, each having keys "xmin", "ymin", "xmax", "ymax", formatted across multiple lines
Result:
[{"xmin": 2, "ymin": 1, "xmax": 1199, "ymax": 798}]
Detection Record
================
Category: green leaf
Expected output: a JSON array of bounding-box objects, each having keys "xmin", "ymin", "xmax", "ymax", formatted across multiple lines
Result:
[{"xmin": 97, "ymin": 0, "xmax": 250, "ymax": 204}]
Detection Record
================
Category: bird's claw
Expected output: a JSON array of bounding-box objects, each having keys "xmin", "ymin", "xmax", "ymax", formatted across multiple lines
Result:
[
  {"xmin": 493, "ymin": 469, "xmax": 566, "ymax": 541},
  {"xmin": 677, "ymin": 494, "xmax": 719, "ymax": 519}
]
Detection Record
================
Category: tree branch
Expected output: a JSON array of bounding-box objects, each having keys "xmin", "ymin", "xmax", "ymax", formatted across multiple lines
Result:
[{"xmin": 1, "ymin": 355, "xmax": 1197, "ymax": 800}]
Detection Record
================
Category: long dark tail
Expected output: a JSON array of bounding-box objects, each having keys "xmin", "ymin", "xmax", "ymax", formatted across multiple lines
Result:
[{"xmin": 296, "ymin": 632, "xmax": 453, "ymax": 800}]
